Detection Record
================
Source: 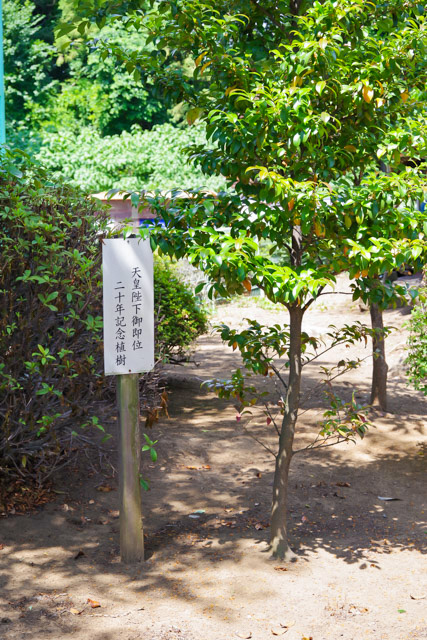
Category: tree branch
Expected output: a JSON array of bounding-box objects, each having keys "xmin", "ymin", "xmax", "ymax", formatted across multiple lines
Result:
[
  {"xmin": 268, "ymin": 361, "xmax": 288, "ymax": 390},
  {"xmin": 241, "ymin": 423, "xmax": 277, "ymax": 457},
  {"xmin": 264, "ymin": 403, "xmax": 281, "ymax": 436},
  {"xmin": 315, "ymin": 291, "xmax": 354, "ymax": 297},
  {"xmin": 293, "ymin": 436, "xmax": 349, "ymax": 454}
]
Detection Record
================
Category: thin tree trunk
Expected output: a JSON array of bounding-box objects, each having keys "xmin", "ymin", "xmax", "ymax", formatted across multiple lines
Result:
[
  {"xmin": 270, "ymin": 306, "xmax": 303, "ymax": 560},
  {"xmin": 370, "ymin": 302, "xmax": 388, "ymax": 411}
]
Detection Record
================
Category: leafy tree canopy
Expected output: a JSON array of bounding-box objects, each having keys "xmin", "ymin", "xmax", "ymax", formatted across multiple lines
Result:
[{"xmin": 77, "ymin": 0, "xmax": 427, "ymax": 307}]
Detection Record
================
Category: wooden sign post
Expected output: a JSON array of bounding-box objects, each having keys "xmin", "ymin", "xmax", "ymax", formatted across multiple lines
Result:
[{"xmin": 102, "ymin": 237, "xmax": 154, "ymax": 563}]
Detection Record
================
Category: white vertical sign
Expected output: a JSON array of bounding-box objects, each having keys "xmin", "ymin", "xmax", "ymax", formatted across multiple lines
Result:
[{"xmin": 103, "ymin": 237, "xmax": 154, "ymax": 376}]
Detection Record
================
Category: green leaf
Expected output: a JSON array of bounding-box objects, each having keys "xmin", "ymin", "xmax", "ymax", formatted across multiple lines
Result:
[
  {"xmin": 280, "ymin": 108, "xmax": 289, "ymax": 123},
  {"xmin": 411, "ymin": 245, "xmax": 422, "ymax": 260},
  {"xmin": 292, "ymin": 132, "xmax": 301, "ymax": 148},
  {"xmin": 315, "ymin": 80, "xmax": 326, "ymax": 95},
  {"xmin": 8, "ymin": 165, "xmax": 23, "ymax": 178},
  {"xmin": 139, "ymin": 477, "xmax": 150, "ymax": 491},
  {"xmin": 195, "ymin": 282, "xmax": 205, "ymax": 293},
  {"xmin": 237, "ymin": 266, "xmax": 246, "ymax": 281}
]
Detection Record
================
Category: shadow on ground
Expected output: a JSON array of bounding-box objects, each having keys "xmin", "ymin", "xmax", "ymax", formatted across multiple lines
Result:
[{"xmin": 1, "ymin": 389, "xmax": 425, "ymax": 627}]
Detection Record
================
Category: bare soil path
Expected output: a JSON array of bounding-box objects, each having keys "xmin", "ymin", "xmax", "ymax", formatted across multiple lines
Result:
[{"xmin": 1, "ymin": 294, "xmax": 426, "ymax": 640}]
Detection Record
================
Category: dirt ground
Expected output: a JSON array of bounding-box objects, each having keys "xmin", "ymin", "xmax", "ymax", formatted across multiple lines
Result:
[{"xmin": 1, "ymin": 286, "xmax": 426, "ymax": 640}]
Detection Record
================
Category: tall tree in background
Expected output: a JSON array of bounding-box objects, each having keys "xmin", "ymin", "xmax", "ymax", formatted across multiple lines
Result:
[
  {"xmin": 3, "ymin": 0, "xmax": 170, "ymax": 143},
  {"xmin": 3, "ymin": 0, "xmax": 57, "ymax": 141},
  {"xmin": 62, "ymin": 0, "xmax": 427, "ymax": 559},
  {"xmin": 4, "ymin": 0, "xmax": 210, "ymax": 191}
]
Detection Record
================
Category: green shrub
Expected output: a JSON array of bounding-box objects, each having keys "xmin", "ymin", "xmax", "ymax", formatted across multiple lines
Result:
[
  {"xmin": 405, "ymin": 277, "xmax": 427, "ymax": 395},
  {"xmin": 36, "ymin": 123, "xmax": 226, "ymax": 193},
  {"xmin": 154, "ymin": 257, "xmax": 208, "ymax": 361},
  {"xmin": 0, "ymin": 152, "xmax": 208, "ymax": 495},
  {"xmin": 0, "ymin": 150, "xmax": 109, "ymax": 489}
]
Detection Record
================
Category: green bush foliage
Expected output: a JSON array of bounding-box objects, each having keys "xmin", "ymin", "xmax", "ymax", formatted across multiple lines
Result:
[
  {"xmin": 0, "ymin": 150, "xmax": 109, "ymax": 487},
  {"xmin": 0, "ymin": 152, "xmax": 208, "ymax": 491},
  {"xmin": 50, "ymin": 22, "xmax": 169, "ymax": 136},
  {"xmin": 3, "ymin": 0, "xmax": 167, "ymax": 141},
  {"xmin": 3, "ymin": 1, "xmax": 219, "ymax": 194},
  {"xmin": 154, "ymin": 257, "xmax": 208, "ymax": 361},
  {"xmin": 37, "ymin": 123, "xmax": 225, "ymax": 193},
  {"xmin": 3, "ymin": 0, "xmax": 57, "ymax": 134},
  {"xmin": 405, "ymin": 277, "xmax": 427, "ymax": 395}
]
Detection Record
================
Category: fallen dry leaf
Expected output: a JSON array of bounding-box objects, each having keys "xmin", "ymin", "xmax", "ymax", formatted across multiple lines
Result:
[
  {"xmin": 87, "ymin": 598, "xmax": 101, "ymax": 608},
  {"xmin": 74, "ymin": 550, "xmax": 86, "ymax": 560},
  {"xmin": 235, "ymin": 633, "xmax": 252, "ymax": 639},
  {"xmin": 109, "ymin": 509, "xmax": 120, "ymax": 518},
  {"xmin": 256, "ymin": 472, "xmax": 262, "ymax": 478},
  {"xmin": 96, "ymin": 485, "xmax": 113, "ymax": 493},
  {"xmin": 336, "ymin": 482, "xmax": 351, "ymax": 488},
  {"xmin": 281, "ymin": 621, "xmax": 295, "ymax": 628},
  {"xmin": 410, "ymin": 594, "xmax": 426, "ymax": 600},
  {"xmin": 274, "ymin": 566, "xmax": 288, "ymax": 572},
  {"xmin": 70, "ymin": 608, "xmax": 82, "ymax": 615},
  {"xmin": 271, "ymin": 628, "xmax": 287, "ymax": 636},
  {"xmin": 0, "ymin": 544, "xmax": 4, "ymax": 550}
]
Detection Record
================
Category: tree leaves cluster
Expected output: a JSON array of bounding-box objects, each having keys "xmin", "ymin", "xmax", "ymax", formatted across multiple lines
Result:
[
  {"xmin": 3, "ymin": 0, "xmax": 217, "ymax": 191},
  {"xmin": 0, "ymin": 150, "xmax": 110, "ymax": 489},
  {"xmin": 36, "ymin": 123, "xmax": 225, "ymax": 193}
]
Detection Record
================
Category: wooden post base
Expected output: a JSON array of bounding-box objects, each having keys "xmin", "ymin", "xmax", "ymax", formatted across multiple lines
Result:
[{"xmin": 117, "ymin": 373, "xmax": 144, "ymax": 563}]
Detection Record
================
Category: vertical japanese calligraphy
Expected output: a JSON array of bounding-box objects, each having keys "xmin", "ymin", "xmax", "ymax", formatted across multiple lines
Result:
[
  {"xmin": 115, "ymin": 280, "xmax": 127, "ymax": 367},
  {"xmin": 131, "ymin": 267, "xmax": 144, "ymax": 352},
  {"xmin": 103, "ymin": 238, "xmax": 154, "ymax": 375}
]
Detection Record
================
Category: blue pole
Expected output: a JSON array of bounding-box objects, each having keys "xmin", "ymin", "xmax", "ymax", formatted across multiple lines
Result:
[{"xmin": 0, "ymin": 0, "xmax": 6, "ymax": 144}]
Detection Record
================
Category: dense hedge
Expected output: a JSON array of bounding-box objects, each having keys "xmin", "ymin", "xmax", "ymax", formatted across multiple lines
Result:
[
  {"xmin": 0, "ymin": 151, "xmax": 109, "ymax": 488},
  {"xmin": 0, "ymin": 152, "xmax": 208, "ymax": 497},
  {"xmin": 37, "ymin": 124, "xmax": 225, "ymax": 193}
]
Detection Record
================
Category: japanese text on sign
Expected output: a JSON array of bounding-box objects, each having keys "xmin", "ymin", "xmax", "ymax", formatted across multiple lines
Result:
[{"xmin": 103, "ymin": 238, "xmax": 154, "ymax": 375}]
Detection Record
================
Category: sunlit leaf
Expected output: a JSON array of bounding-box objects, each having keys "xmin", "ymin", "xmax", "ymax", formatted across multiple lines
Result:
[
  {"xmin": 315, "ymin": 80, "xmax": 326, "ymax": 95},
  {"xmin": 200, "ymin": 60, "xmax": 212, "ymax": 74},
  {"xmin": 362, "ymin": 85, "xmax": 374, "ymax": 103},
  {"xmin": 186, "ymin": 107, "xmax": 204, "ymax": 125},
  {"xmin": 195, "ymin": 51, "xmax": 207, "ymax": 67}
]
